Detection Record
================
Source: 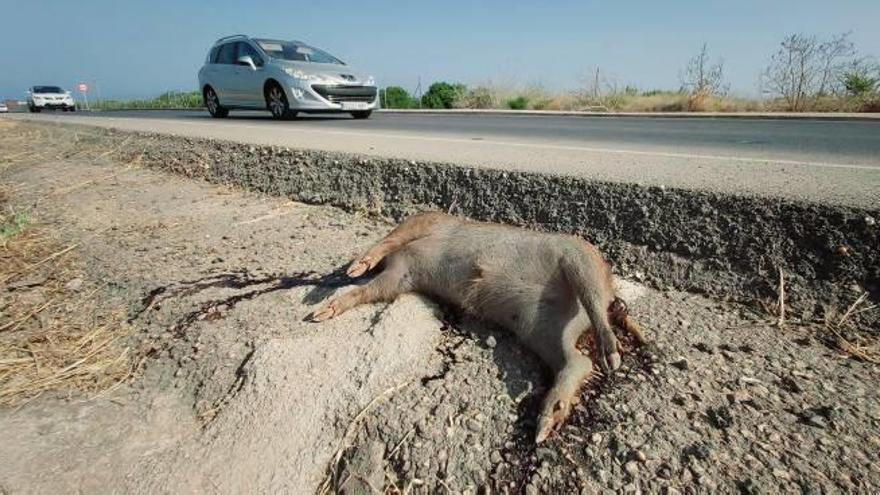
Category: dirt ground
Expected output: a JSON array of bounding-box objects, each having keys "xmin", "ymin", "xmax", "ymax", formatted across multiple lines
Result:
[{"xmin": 1, "ymin": 121, "xmax": 879, "ymax": 494}]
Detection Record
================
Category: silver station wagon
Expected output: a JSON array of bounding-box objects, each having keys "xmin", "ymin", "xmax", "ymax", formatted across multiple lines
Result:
[{"xmin": 198, "ymin": 35, "xmax": 377, "ymax": 119}]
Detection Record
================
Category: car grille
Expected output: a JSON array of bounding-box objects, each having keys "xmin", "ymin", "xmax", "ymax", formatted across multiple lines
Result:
[{"xmin": 312, "ymin": 85, "xmax": 377, "ymax": 103}]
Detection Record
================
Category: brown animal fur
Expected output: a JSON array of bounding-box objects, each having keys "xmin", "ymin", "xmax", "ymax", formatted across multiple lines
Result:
[{"xmin": 309, "ymin": 211, "xmax": 645, "ymax": 443}]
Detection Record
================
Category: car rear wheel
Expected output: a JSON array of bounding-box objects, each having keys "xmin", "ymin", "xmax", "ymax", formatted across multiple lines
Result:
[
  {"xmin": 29, "ymin": 105, "xmax": 40, "ymax": 113},
  {"xmin": 350, "ymin": 111, "xmax": 372, "ymax": 120},
  {"xmin": 266, "ymin": 84, "xmax": 296, "ymax": 120},
  {"xmin": 204, "ymin": 87, "xmax": 228, "ymax": 118}
]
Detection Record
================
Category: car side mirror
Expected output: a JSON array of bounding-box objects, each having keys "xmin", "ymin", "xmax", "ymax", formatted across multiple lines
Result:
[{"xmin": 236, "ymin": 55, "xmax": 256, "ymax": 70}]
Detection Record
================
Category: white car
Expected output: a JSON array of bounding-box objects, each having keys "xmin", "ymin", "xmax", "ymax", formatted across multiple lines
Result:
[
  {"xmin": 27, "ymin": 86, "xmax": 76, "ymax": 112},
  {"xmin": 0, "ymin": 101, "xmax": 7, "ymax": 113},
  {"xmin": 198, "ymin": 35, "xmax": 377, "ymax": 119}
]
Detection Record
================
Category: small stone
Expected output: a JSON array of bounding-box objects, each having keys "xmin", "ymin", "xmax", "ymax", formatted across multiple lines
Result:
[
  {"xmin": 726, "ymin": 389, "xmax": 751, "ymax": 404},
  {"xmin": 662, "ymin": 487, "xmax": 681, "ymax": 495},
  {"xmin": 866, "ymin": 216, "xmax": 876, "ymax": 226},
  {"xmin": 657, "ymin": 464, "xmax": 673, "ymax": 479},
  {"xmin": 779, "ymin": 376, "xmax": 803, "ymax": 394},
  {"xmin": 536, "ymin": 448, "xmax": 557, "ymax": 462},
  {"xmin": 773, "ymin": 468, "xmax": 791, "ymax": 480},
  {"xmin": 591, "ymin": 432, "xmax": 603, "ymax": 444},
  {"xmin": 623, "ymin": 483, "xmax": 637, "ymax": 493},
  {"xmin": 694, "ymin": 342, "xmax": 714, "ymax": 353},
  {"xmin": 466, "ymin": 419, "xmax": 482, "ymax": 432},
  {"xmin": 805, "ymin": 415, "xmax": 827, "ymax": 429},
  {"xmin": 490, "ymin": 450, "xmax": 503, "ymax": 464},
  {"xmin": 738, "ymin": 479, "xmax": 759, "ymax": 495},
  {"xmin": 485, "ymin": 336, "xmax": 497, "ymax": 349},
  {"xmin": 624, "ymin": 461, "xmax": 639, "ymax": 477},
  {"xmin": 708, "ymin": 406, "xmax": 733, "ymax": 429},
  {"xmin": 683, "ymin": 442, "xmax": 711, "ymax": 461},
  {"xmin": 671, "ymin": 357, "xmax": 689, "ymax": 370},
  {"xmin": 65, "ymin": 277, "xmax": 84, "ymax": 291}
]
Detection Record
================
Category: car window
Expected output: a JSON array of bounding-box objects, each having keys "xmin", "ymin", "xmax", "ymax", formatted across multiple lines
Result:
[
  {"xmin": 238, "ymin": 43, "xmax": 264, "ymax": 67},
  {"xmin": 215, "ymin": 43, "xmax": 237, "ymax": 65},
  {"xmin": 33, "ymin": 86, "xmax": 64, "ymax": 93},
  {"xmin": 254, "ymin": 39, "xmax": 344, "ymax": 65},
  {"xmin": 208, "ymin": 46, "xmax": 220, "ymax": 64}
]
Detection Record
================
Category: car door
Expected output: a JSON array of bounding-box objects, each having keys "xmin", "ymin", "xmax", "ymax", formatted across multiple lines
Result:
[
  {"xmin": 212, "ymin": 43, "xmax": 239, "ymax": 105},
  {"xmin": 231, "ymin": 42, "xmax": 267, "ymax": 108}
]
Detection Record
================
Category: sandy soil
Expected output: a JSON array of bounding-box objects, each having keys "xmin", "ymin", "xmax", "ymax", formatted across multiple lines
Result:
[{"xmin": 0, "ymin": 121, "xmax": 878, "ymax": 494}]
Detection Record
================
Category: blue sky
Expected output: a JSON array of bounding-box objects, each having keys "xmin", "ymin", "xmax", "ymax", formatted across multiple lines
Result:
[{"xmin": 1, "ymin": 0, "xmax": 877, "ymax": 100}]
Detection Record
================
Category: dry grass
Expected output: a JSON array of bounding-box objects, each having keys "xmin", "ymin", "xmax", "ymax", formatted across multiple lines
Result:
[
  {"xmin": 451, "ymin": 84, "xmax": 771, "ymax": 113},
  {"xmin": 821, "ymin": 295, "xmax": 880, "ymax": 364},
  {"xmin": 451, "ymin": 84, "xmax": 879, "ymax": 113},
  {"xmin": 0, "ymin": 124, "xmax": 135, "ymax": 406},
  {"xmin": 0, "ymin": 222, "xmax": 134, "ymax": 405},
  {"xmin": 758, "ymin": 267, "xmax": 878, "ymax": 364}
]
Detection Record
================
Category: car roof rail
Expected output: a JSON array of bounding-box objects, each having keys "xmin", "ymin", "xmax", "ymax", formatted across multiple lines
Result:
[{"xmin": 215, "ymin": 34, "xmax": 249, "ymax": 44}]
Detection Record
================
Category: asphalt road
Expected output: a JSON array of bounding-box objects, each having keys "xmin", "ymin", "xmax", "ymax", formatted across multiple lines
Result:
[{"xmin": 9, "ymin": 110, "xmax": 880, "ymax": 208}]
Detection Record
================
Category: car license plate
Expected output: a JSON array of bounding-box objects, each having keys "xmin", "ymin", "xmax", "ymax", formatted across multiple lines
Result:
[{"xmin": 341, "ymin": 101, "xmax": 368, "ymax": 110}]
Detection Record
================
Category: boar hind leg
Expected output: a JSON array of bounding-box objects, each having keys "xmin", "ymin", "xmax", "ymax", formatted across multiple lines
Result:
[
  {"xmin": 310, "ymin": 256, "xmax": 412, "ymax": 322},
  {"xmin": 347, "ymin": 211, "xmax": 454, "ymax": 277},
  {"xmin": 535, "ymin": 354, "xmax": 593, "ymax": 443},
  {"xmin": 531, "ymin": 315, "xmax": 596, "ymax": 444}
]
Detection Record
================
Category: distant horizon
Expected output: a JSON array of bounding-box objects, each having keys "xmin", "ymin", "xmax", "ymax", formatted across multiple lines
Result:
[{"xmin": 1, "ymin": 0, "xmax": 878, "ymax": 102}]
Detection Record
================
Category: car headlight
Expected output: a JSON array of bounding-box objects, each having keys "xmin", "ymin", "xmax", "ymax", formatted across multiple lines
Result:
[
  {"xmin": 365, "ymin": 76, "xmax": 375, "ymax": 86},
  {"xmin": 283, "ymin": 68, "xmax": 317, "ymax": 81}
]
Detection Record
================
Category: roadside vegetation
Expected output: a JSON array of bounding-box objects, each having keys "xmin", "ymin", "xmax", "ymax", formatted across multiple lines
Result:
[
  {"xmin": 0, "ymin": 122, "xmax": 133, "ymax": 405},
  {"xmin": 89, "ymin": 90, "xmax": 203, "ymax": 111},
  {"xmin": 380, "ymin": 32, "xmax": 878, "ymax": 113}
]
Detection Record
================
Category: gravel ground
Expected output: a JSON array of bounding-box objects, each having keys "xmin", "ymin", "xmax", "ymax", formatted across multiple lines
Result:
[{"xmin": 0, "ymin": 121, "xmax": 878, "ymax": 493}]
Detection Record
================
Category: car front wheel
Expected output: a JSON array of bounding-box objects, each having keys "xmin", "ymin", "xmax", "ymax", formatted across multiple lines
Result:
[
  {"xmin": 266, "ymin": 84, "xmax": 296, "ymax": 120},
  {"xmin": 204, "ymin": 87, "xmax": 228, "ymax": 118},
  {"xmin": 350, "ymin": 110, "xmax": 372, "ymax": 120}
]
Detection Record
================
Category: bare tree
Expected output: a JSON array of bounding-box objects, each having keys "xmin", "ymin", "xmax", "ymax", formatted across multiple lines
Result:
[
  {"xmin": 816, "ymin": 32, "xmax": 856, "ymax": 95},
  {"xmin": 680, "ymin": 43, "xmax": 728, "ymax": 96},
  {"xmin": 761, "ymin": 34, "xmax": 820, "ymax": 111},
  {"xmin": 761, "ymin": 32, "xmax": 865, "ymax": 110}
]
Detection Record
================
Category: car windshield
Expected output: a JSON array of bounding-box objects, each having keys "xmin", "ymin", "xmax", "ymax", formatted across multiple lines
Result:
[
  {"xmin": 34, "ymin": 86, "xmax": 64, "ymax": 94},
  {"xmin": 254, "ymin": 39, "xmax": 344, "ymax": 65}
]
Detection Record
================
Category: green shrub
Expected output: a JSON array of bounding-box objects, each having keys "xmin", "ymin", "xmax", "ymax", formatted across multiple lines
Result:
[
  {"xmin": 843, "ymin": 72, "xmax": 878, "ymax": 96},
  {"xmin": 0, "ymin": 208, "xmax": 29, "ymax": 242},
  {"xmin": 380, "ymin": 86, "xmax": 417, "ymax": 108},
  {"xmin": 421, "ymin": 82, "xmax": 466, "ymax": 109},
  {"xmin": 506, "ymin": 96, "xmax": 529, "ymax": 110},
  {"xmin": 641, "ymin": 89, "xmax": 682, "ymax": 97}
]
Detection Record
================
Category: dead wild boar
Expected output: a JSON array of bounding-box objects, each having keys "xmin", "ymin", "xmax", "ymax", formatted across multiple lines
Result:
[{"xmin": 310, "ymin": 211, "xmax": 645, "ymax": 443}]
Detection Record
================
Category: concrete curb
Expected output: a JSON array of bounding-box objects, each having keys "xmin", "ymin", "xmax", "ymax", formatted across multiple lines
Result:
[
  {"xmin": 92, "ymin": 125, "xmax": 876, "ymax": 316},
  {"xmin": 16, "ymin": 120, "xmax": 880, "ymax": 320}
]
